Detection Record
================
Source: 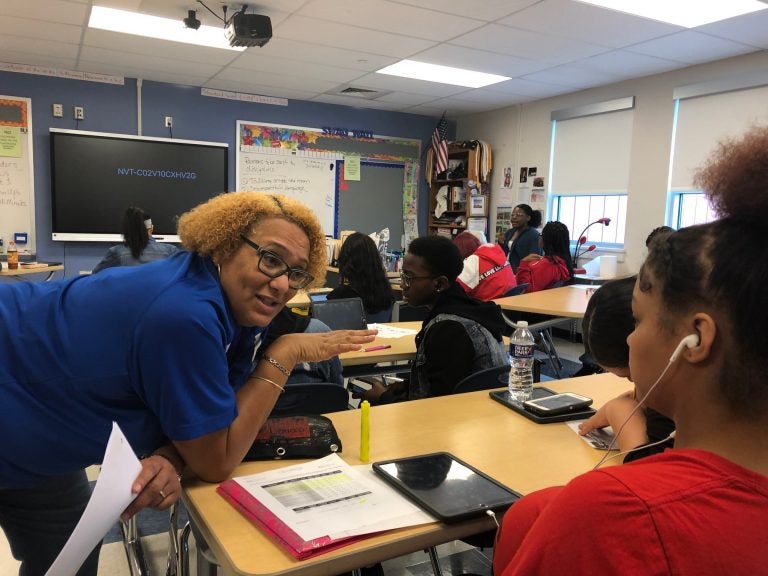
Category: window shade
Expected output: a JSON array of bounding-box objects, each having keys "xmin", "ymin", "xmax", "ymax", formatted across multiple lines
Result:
[
  {"xmin": 671, "ymin": 84, "xmax": 768, "ymax": 190},
  {"xmin": 551, "ymin": 108, "xmax": 634, "ymax": 196}
]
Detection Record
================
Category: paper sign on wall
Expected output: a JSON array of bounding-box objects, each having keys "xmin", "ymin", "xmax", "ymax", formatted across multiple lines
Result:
[{"xmin": 344, "ymin": 155, "xmax": 361, "ymax": 181}]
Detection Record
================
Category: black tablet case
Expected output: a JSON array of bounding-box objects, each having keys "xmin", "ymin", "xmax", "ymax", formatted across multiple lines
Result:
[
  {"xmin": 372, "ymin": 452, "xmax": 521, "ymax": 523},
  {"xmin": 489, "ymin": 386, "xmax": 596, "ymax": 423}
]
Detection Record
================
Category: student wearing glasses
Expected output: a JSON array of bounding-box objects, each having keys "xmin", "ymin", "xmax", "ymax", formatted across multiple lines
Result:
[
  {"xmin": 0, "ymin": 192, "xmax": 375, "ymax": 576},
  {"xmin": 499, "ymin": 203, "xmax": 543, "ymax": 272},
  {"xmin": 359, "ymin": 235, "xmax": 507, "ymax": 404}
]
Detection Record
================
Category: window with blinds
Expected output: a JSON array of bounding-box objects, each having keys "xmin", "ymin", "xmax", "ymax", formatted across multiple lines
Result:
[{"xmin": 549, "ymin": 97, "xmax": 634, "ymax": 247}]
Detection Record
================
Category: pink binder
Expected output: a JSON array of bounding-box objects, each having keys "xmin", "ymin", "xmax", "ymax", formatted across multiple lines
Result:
[{"xmin": 217, "ymin": 479, "xmax": 373, "ymax": 560}]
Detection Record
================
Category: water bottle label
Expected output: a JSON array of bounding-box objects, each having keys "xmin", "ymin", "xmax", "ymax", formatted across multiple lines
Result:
[{"xmin": 512, "ymin": 344, "xmax": 534, "ymax": 358}]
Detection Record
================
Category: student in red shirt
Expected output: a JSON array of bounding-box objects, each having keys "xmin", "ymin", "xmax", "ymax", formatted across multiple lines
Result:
[
  {"xmin": 493, "ymin": 126, "xmax": 768, "ymax": 576},
  {"xmin": 454, "ymin": 230, "xmax": 517, "ymax": 300},
  {"xmin": 515, "ymin": 221, "xmax": 573, "ymax": 292}
]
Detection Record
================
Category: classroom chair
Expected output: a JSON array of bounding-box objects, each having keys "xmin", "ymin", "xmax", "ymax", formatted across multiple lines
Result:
[
  {"xmin": 391, "ymin": 300, "xmax": 429, "ymax": 322},
  {"xmin": 503, "ymin": 282, "xmax": 529, "ymax": 297},
  {"xmin": 453, "ymin": 365, "xmax": 510, "ymax": 394},
  {"xmin": 271, "ymin": 382, "xmax": 350, "ymax": 416}
]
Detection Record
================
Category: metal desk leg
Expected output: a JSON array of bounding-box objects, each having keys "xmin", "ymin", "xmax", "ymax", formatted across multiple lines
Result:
[
  {"xmin": 426, "ymin": 546, "xmax": 445, "ymax": 576},
  {"xmin": 121, "ymin": 515, "xmax": 150, "ymax": 576}
]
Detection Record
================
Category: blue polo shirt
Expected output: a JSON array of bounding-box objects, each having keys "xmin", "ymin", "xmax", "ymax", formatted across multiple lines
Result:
[{"xmin": 0, "ymin": 252, "xmax": 264, "ymax": 488}]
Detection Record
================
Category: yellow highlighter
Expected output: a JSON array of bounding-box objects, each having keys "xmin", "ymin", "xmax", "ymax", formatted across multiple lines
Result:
[{"xmin": 360, "ymin": 400, "xmax": 370, "ymax": 463}]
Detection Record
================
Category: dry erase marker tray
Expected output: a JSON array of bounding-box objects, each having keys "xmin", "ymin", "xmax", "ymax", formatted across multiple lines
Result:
[{"xmin": 489, "ymin": 387, "xmax": 596, "ymax": 424}]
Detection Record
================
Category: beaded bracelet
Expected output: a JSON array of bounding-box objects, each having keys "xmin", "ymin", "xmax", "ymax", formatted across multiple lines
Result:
[
  {"xmin": 262, "ymin": 354, "xmax": 291, "ymax": 377},
  {"xmin": 251, "ymin": 375, "xmax": 285, "ymax": 394}
]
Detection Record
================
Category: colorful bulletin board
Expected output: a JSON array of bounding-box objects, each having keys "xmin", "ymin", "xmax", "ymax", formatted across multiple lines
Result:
[{"xmin": 0, "ymin": 96, "xmax": 35, "ymax": 255}]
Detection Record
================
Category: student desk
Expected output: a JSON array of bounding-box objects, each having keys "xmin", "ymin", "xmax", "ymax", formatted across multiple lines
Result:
[
  {"xmin": 0, "ymin": 262, "xmax": 64, "ymax": 281},
  {"xmin": 493, "ymin": 284, "xmax": 593, "ymax": 319},
  {"xmin": 339, "ymin": 321, "xmax": 422, "ymax": 366},
  {"xmin": 181, "ymin": 372, "xmax": 627, "ymax": 576},
  {"xmin": 285, "ymin": 287, "xmax": 333, "ymax": 310}
]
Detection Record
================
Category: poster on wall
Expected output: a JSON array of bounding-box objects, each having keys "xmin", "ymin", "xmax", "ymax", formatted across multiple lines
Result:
[
  {"xmin": 530, "ymin": 176, "xmax": 546, "ymax": 212},
  {"xmin": 495, "ymin": 206, "xmax": 511, "ymax": 244},
  {"xmin": 501, "ymin": 166, "xmax": 513, "ymax": 188}
]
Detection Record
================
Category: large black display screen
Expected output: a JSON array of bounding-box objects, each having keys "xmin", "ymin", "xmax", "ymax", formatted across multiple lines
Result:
[{"xmin": 50, "ymin": 129, "xmax": 228, "ymax": 241}]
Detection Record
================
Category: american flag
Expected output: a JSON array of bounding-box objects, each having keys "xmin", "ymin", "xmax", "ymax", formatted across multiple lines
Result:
[{"xmin": 431, "ymin": 112, "xmax": 449, "ymax": 176}]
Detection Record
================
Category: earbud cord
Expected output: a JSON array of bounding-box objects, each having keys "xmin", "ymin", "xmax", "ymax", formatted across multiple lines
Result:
[
  {"xmin": 593, "ymin": 357, "xmax": 676, "ymax": 470},
  {"xmin": 595, "ymin": 431, "xmax": 676, "ymax": 467}
]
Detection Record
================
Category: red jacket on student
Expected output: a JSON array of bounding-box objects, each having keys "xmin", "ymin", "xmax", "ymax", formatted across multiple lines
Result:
[
  {"xmin": 457, "ymin": 244, "xmax": 517, "ymax": 301},
  {"xmin": 516, "ymin": 255, "xmax": 570, "ymax": 292}
]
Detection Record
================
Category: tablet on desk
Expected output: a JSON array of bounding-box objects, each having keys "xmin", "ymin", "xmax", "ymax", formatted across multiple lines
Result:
[{"xmin": 372, "ymin": 452, "xmax": 521, "ymax": 523}]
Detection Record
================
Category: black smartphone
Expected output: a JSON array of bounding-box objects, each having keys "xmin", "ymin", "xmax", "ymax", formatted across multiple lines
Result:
[{"xmin": 522, "ymin": 392, "xmax": 593, "ymax": 416}]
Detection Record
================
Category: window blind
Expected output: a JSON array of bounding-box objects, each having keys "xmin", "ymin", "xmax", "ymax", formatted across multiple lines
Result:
[
  {"xmin": 671, "ymin": 84, "xmax": 768, "ymax": 190},
  {"xmin": 551, "ymin": 107, "xmax": 634, "ymax": 196}
]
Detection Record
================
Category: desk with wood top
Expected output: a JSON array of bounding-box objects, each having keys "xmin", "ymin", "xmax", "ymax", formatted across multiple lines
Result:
[
  {"xmin": 492, "ymin": 284, "xmax": 594, "ymax": 318},
  {"xmin": 182, "ymin": 372, "xmax": 627, "ymax": 576},
  {"xmin": 339, "ymin": 321, "xmax": 421, "ymax": 366},
  {"xmin": 0, "ymin": 263, "xmax": 64, "ymax": 281}
]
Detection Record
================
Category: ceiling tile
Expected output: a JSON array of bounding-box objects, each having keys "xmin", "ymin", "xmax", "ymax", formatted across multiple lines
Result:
[
  {"xmin": 83, "ymin": 29, "xmax": 242, "ymax": 66},
  {"xmin": 582, "ymin": 49, "xmax": 683, "ymax": 79},
  {"xmin": 522, "ymin": 62, "xmax": 623, "ymax": 89},
  {"xmin": 626, "ymin": 31, "xmax": 757, "ymax": 65},
  {"xmin": 261, "ymin": 38, "xmax": 397, "ymax": 71},
  {"xmin": 499, "ymin": 0, "xmax": 682, "ymax": 49},
  {"xmin": 389, "ymin": 0, "xmax": 538, "ymax": 21},
  {"xmin": 297, "ymin": 0, "xmax": 484, "ymax": 41},
  {"xmin": 696, "ymin": 10, "xmax": 768, "ymax": 49},
  {"xmin": 451, "ymin": 23, "xmax": 610, "ymax": 65},
  {"xmin": 412, "ymin": 43, "xmax": 549, "ymax": 77},
  {"xmin": 80, "ymin": 45, "xmax": 223, "ymax": 77},
  {"xmin": 347, "ymin": 72, "xmax": 471, "ymax": 97},
  {"xmin": 230, "ymin": 54, "xmax": 364, "ymax": 84},
  {"xmin": 275, "ymin": 14, "xmax": 436, "ymax": 58}
]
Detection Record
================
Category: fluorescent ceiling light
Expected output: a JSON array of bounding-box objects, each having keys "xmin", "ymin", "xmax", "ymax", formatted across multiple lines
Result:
[
  {"xmin": 576, "ymin": 0, "xmax": 768, "ymax": 28},
  {"xmin": 88, "ymin": 6, "xmax": 245, "ymax": 51},
  {"xmin": 376, "ymin": 60, "xmax": 510, "ymax": 88}
]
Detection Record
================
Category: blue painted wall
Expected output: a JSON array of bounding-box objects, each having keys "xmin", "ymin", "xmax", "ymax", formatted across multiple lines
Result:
[{"xmin": 1, "ymin": 71, "xmax": 450, "ymax": 276}]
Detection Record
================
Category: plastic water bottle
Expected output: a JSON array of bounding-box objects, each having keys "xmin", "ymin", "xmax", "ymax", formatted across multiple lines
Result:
[{"xmin": 508, "ymin": 321, "xmax": 535, "ymax": 403}]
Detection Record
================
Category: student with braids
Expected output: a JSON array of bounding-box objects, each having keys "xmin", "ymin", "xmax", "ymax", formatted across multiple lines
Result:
[
  {"xmin": 93, "ymin": 206, "xmax": 179, "ymax": 272},
  {"xmin": 515, "ymin": 221, "xmax": 573, "ymax": 292},
  {"xmin": 493, "ymin": 126, "xmax": 768, "ymax": 575}
]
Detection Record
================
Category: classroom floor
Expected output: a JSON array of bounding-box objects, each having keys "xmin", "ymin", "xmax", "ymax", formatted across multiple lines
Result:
[{"xmin": 0, "ymin": 337, "xmax": 584, "ymax": 575}]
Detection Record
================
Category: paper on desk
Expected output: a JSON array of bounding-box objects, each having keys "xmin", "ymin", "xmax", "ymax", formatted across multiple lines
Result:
[
  {"xmin": 566, "ymin": 421, "xmax": 617, "ymax": 451},
  {"xmin": 233, "ymin": 453, "xmax": 435, "ymax": 542},
  {"xmin": 367, "ymin": 323, "xmax": 418, "ymax": 338},
  {"xmin": 45, "ymin": 422, "xmax": 142, "ymax": 576}
]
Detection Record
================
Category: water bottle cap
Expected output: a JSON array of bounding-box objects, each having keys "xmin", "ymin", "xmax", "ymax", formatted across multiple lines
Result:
[{"xmin": 517, "ymin": 321, "xmax": 528, "ymax": 328}]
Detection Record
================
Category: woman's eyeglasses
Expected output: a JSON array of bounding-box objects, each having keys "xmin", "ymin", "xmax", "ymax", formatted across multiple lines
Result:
[
  {"xmin": 240, "ymin": 235, "xmax": 314, "ymax": 290},
  {"xmin": 399, "ymin": 272, "xmax": 435, "ymax": 288}
]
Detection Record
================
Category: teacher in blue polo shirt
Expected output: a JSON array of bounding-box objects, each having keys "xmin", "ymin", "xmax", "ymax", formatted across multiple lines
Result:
[{"xmin": 0, "ymin": 191, "xmax": 375, "ymax": 576}]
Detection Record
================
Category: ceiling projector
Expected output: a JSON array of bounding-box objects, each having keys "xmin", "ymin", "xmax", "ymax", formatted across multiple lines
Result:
[{"xmin": 226, "ymin": 12, "xmax": 272, "ymax": 48}]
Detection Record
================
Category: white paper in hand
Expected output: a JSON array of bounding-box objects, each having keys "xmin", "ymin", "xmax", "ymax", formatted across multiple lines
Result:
[{"xmin": 45, "ymin": 422, "xmax": 142, "ymax": 576}]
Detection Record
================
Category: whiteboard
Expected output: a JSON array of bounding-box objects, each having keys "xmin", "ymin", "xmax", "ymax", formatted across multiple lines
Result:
[
  {"xmin": 236, "ymin": 146, "xmax": 338, "ymax": 235},
  {"xmin": 0, "ymin": 96, "xmax": 35, "ymax": 255}
]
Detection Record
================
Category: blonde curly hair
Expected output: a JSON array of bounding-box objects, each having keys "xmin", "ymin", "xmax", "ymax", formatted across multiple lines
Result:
[{"xmin": 178, "ymin": 191, "xmax": 327, "ymax": 287}]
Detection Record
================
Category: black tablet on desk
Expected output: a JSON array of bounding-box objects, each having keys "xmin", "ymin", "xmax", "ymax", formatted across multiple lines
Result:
[
  {"xmin": 372, "ymin": 452, "xmax": 521, "ymax": 523},
  {"xmin": 490, "ymin": 386, "xmax": 596, "ymax": 423}
]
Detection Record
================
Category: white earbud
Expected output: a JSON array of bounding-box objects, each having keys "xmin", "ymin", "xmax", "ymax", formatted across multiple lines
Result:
[{"xmin": 669, "ymin": 334, "xmax": 699, "ymax": 362}]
